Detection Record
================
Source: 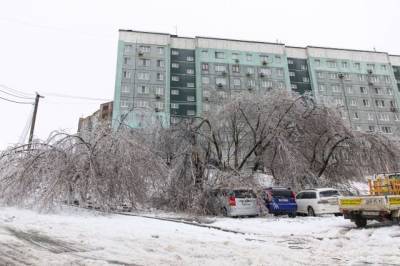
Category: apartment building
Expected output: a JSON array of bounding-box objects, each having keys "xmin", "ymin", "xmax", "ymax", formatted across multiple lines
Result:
[
  {"xmin": 113, "ymin": 30, "xmax": 400, "ymax": 135},
  {"xmin": 78, "ymin": 101, "xmax": 113, "ymax": 139}
]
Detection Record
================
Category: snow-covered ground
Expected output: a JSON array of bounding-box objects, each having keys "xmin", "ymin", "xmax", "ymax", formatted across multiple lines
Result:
[{"xmin": 0, "ymin": 207, "xmax": 399, "ymax": 266}]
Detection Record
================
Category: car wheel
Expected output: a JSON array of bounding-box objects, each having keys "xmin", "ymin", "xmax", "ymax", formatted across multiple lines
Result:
[
  {"xmin": 288, "ymin": 213, "xmax": 297, "ymax": 218},
  {"xmin": 307, "ymin": 207, "xmax": 316, "ymax": 217},
  {"xmin": 334, "ymin": 213, "xmax": 342, "ymax": 217},
  {"xmin": 221, "ymin": 207, "xmax": 228, "ymax": 217},
  {"xmin": 354, "ymin": 217, "xmax": 367, "ymax": 228}
]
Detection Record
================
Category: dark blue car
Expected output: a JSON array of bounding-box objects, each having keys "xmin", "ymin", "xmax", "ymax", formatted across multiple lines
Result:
[{"xmin": 263, "ymin": 187, "xmax": 297, "ymax": 218}]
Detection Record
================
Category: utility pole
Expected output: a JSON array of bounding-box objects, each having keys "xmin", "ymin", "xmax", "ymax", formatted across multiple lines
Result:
[{"xmin": 28, "ymin": 92, "xmax": 44, "ymax": 148}]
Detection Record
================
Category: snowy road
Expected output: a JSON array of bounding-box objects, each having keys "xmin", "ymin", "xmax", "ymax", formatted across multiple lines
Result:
[{"xmin": 0, "ymin": 207, "xmax": 399, "ymax": 265}]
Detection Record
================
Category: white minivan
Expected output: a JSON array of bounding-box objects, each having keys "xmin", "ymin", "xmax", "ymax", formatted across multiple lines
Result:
[{"xmin": 296, "ymin": 188, "xmax": 341, "ymax": 216}]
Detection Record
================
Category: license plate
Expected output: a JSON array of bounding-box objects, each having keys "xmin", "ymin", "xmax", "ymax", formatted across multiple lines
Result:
[
  {"xmin": 279, "ymin": 199, "xmax": 288, "ymax": 202},
  {"xmin": 340, "ymin": 198, "xmax": 362, "ymax": 206}
]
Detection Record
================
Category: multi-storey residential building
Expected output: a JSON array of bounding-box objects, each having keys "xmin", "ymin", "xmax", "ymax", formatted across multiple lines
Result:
[
  {"xmin": 113, "ymin": 30, "xmax": 400, "ymax": 135},
  {"xmin": 78, "ymin": 101, "xmax": 113, "ymax": 139}
]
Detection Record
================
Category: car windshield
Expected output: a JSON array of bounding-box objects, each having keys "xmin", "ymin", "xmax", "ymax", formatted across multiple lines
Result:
[
  {"xmin": 271, "ymin": 189, "xmax": 292, "ymax": 198},
  {"xmin": 319, "ymin": 190, "xmax": 339, "ymax": 197},
  {"xmin": 233, "ymin": 190, "xmax": 256, "ymax": 198}
]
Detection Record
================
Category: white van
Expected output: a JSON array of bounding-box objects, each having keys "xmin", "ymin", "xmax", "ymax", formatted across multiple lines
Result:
[{"xmin": 296, "ymin": 188, "xmax": 341, "ymax": 216}]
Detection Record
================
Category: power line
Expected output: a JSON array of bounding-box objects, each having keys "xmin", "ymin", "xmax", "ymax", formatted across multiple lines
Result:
[
  {"xmin": 0, "ymin": 88, "xmax": 35, "ymax": 100},
  {"xmin": 0, "ymin": 84, "xmax": 35, "ymax": 98},
  {"xmin": 39, "ymin": 92, "xmax": 111, "ymax": 102},
  {"xmin": 0, "ymin": 96, "xmax": 34, "ymax": 105}
]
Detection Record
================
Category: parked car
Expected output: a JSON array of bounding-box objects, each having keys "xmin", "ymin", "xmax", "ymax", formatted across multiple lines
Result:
[
  {"xmin": 263, "ymin": 187, "xmax": 297, "ymax": 217},
  {"xmin": 210, "ymin": 188, "xmax": 259, "ymax": 217},
  {"xmin": 296, "ymin": 188, "xmax": 341, "ymax": 216}
]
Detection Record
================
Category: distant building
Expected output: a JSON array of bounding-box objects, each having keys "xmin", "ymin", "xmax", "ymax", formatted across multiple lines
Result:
[
  {"xmin": 78, "ymin": 101, "xmax": 113, "ymax": 138},
  {"xmin": 113, "ymin": 29, "xmax": 400, "ymax": 135}
]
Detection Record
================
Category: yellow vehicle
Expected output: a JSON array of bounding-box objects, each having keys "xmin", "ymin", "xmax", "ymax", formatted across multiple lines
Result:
[{"xmin": 339, "ymin": 173, "xmax": 400, "ymax": 228}]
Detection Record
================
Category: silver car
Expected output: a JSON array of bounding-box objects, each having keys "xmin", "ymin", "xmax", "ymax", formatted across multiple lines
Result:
[{"xmin": 211, "ymin": 188, "xmax": 259, "ymax": 217}]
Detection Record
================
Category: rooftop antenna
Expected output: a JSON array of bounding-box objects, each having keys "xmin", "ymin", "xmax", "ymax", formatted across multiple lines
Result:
[
  {"xmin": 174, "ymin": 25, "xmax": 178, "ymax": 36},
  {"xmin": 373, "ymin": 46, "xmax": 376, "ymax": 52}
]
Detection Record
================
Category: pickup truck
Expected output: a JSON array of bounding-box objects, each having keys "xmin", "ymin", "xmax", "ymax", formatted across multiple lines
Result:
[{"xmin": 339, "ymin": 195, "xmax": 400, "ymax": 227}]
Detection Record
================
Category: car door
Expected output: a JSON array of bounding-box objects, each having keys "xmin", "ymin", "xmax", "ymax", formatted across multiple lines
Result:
[{"xmin": 296, "ymin": 192, "xmax": 305, "ymax": 213}]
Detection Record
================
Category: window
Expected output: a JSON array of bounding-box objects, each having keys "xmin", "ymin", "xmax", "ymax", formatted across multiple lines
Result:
[
  {"xmin": 276, "ymin": 69, "xmax": 284, "ymax": 77},
  {"xmin": 157, "ymin": 60, "xmax": 164, "ymax": 68},
  {"xmin": 374, "ymin": 87, "xmax": 382, "ymax": 94},
  {"xmin": 319, "ymin": 84, "xmax": 326, "ymax": 91},
  {"xmin": 247, "ymin": 67, "xmax": 255, "ymax": 74},
  {"xmin": 246, "ymin": 54, "xmax": 253, "ymax": 61},
  {"xmin": 202, "ymin": 77, "xmax": 210, "ymax": 84},
  {"xmin": 172, "ymin": 63, "xmax": 179, "ymax": 68},
  {"xmin": 332, "ymin": 85, "xmax": 340, "ymax": 92},
  {"xmin": 123, "ymin": 71, "xmax": 131, "ymax": 79},
  {"xmin": 382, "ymin": 126, "xmax": 392, "ymax": 133},
  {"xmin": 203, "ymin": 90, "xmax": 210, "ymax": 97},
  {"xmin": 187, "ymin": 69, "xmax": 194, "ymax": 75},
  {"xmin": 367, "ymin": 64, "xmax": 375, "ymax": 70},
  {"xmin": 171, "ymin": 76, "xmax": 179, "ymax": 81},
  {"xmin": 248, "ymin": 79, "xmax": 256, "ymax": 88},
  {"xmin": 216, "ymin": 77, "xmax": 227, "ymax": 86},
  {"xmin": 342, "ymin": 61, "xmax": 348, "ymax": 68},
  {"xmin": 215, "ymin": 51, "xmax": 225, "ymax": 59},
  {"xmin": 187, "ymin": 82, "xmax": 194, "ymax": 88},
  {"xmin": 300, "ymin": 64, "xmax": 307, "ymax": 70},
  {"xmin": 123, "ymin": 57, "xmax": 129, "ymax": 64},
  {"xmin": 218, "ymin": 91, "xmax": 228, "ymax": 99},
  {"xmin": 157, "ymin": 73, "xmax": 164, "ymax": 81},
  {"xmin": 157, "ymin": 47, "xmax": 164, "ymax": 55},
  {"xmin": 362, "ymin": 99, "xmax": 370, "ymax": 107},
  {"xmin": 171, "ymin": 116, "xmax": 180, "ymax": 123},
  {"xmin": 155, "ymin": 102, "xmax": 164, "ymax": 110},
  {"xmin": 344, "ymin": 73, "xmax": 351, "ymax": 80},
  {"xmin": 384, "ymin": 76, "xmax": 391, "ymax": 83},
  {"xmin": 395, "ymin": 114, "xmax": 400, "ymax": 121},
  {"xmin": 369, "ymin": 126, "xmax": 375, "ymax": 132},
  {"xmin": 387, "ymin": 88, "xmax": 393, "ymax": 95},
  {"xmin": 187, "ymin": 96, "xmax": 195, "ymax": 102},
  {"xmin": 136, "ymin": 100, "xmax": 149, "ymax": 108},
  {"xmin": 291, "ymin": 84, "xmax": 297, "ymax": 90},
  {"xmin": 139, "ymin": 46, "xmax": 150, "ymax": 53},
  {"xmin": 390, "ymin": 100, "xmax": 396, "ymax": 107},
  {"xmin": 171, "ymin": 103, "xmax": 179, "ymax": 109},
  {"xmin": 287, "ymin": 59, "xmax": 293, "ymax": 65},
  {"xmin": 139, "ymin": 59, "xmax": 150, "ymax": 67},
  {"xmin": 318, "ymin": 72, "xmax": 325, "ymax": 79},
  {"xmin": 353, "ymin": 112, "xmax": 359, "ymax": 120},
  {"xmin": 350, "ymin": 99, "xmax": 357, "ymax": 106},
  {"xmin": 187, "ymin": 110, "xmax": 195, "ymax": 116},
  {"xmin": 260, "ymin": 68, "xmax": 272, "ymax": 75},
  {"xmin": 303, "ymin": 77, "xmax": 310, "ymax": 82},
  {"xmin": 232, "ymin": 65, "xmax": 240, "ymax": 73},
  {"xmin": 124, "ymin": 45, "xmax": 132, "ymax": 53},
  {"xmin": 329, "ymin": 73, "xmax": 338, "ymax": 79},
  {"xmin": 171, "ymin": 50, "xmax": 179, "ymax": 55},
  {"xmin": 233, "ymin": 78, "xmax": 241, "ymax": 86},
  {"xmin": 354, "ymin": 62, "xmax": 361, "ymax": 70},
  {"xmin": 360, "ymin": 87, "xmax": 367, "ymax": 94},
  {"xmin": 201, "ymin": 50, "xmax": 208, "ymax": 57},
  {"xmin": 232, "ymin": 53, "xmax": 239, "ymax": 60},
  {"xmin": 381, "ymin": 65, "xmax": 387, "ymax": 71},
  {"xmin": 261, "ymin": 80, "xmax": 273, "ymax": 88},
  {"xmin": 327, "ymin": 60, "xmax": 337, "ymax": 68},
  {"xmin": 346, "ymin": 86, "xmax": 353, "ymax": 94},
  {"xmin": 379, "ymin": 113, "xmax": 390, "ymax": 121},
  {"xmin": 120, "ymin": 100, "xmax": 128, "ymax": 108},
  {"xmin": 137, "ymin": 72, "xmax": 150, "ymax": 80},
  {"xmin": 375, "ymin": 99, "xmax": 385, "ymax": 107},
  {"xmin": 202, "ymin": 63, "xmax": 209, "ymax": 71},
  {"xmin": 171, "ymin": 89, "xmax": 179, "ymax": 95},
  {"xmin": 358, "ymin": 74, "xmax": 365, "ymax": 81},
  {"xmin": 187, "ymin": 56, "xmax": 194, "ymax": 62},
  {"xmin": 277, "ymin": 82, "xmax": 284, "ymax": 89},
  {"xmin": 154, "ymin": 87, "xmax": 164, "ymax": 95},
  {"xmin": 215, "ymin": 65, "xmax": 227, "ymax": 72},
  {"xmin": 275, "ymin": 55, "xmax": 281, "ymax": 63},
  {"xmin": 121, "ymin": 84, "xmax": 130, "ymax": 93},
  {"xmin": 314, "ymin": 59, "xmax": 321, "ymax": 66},
  {"xmin": 368, "ymin": 113, "xmax": 374, "ymax": 121},
  {"xmin": 335, "ymin": 98, "xmax": 344, "ymax": 106},
  {"xmin": 137, "ymin": 85, "xmax": 149, "ymax": 94},
  {"xmin": 289, "ymin": 71, "xmax": 295, "ymax": 77}
]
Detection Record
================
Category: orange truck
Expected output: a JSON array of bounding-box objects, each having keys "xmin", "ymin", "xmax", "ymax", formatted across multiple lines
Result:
[{"xmin": 339, "ymin": 173, "xmax": 400, "ymax": 228}]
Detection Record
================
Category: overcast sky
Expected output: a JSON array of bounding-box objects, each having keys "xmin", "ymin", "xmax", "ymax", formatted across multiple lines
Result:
[{"xmin": 0, "ymin": 0, "xmax": 399, "ymax": 149}]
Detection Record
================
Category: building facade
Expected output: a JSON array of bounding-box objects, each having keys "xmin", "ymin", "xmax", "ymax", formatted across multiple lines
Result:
[
  {"xmin": 113, "ymin": 30, "xmax": 400, "ymax": 134},
  {"xmin": 78, "ymin": 101, "xmax": 113, "ymax": 139}
]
